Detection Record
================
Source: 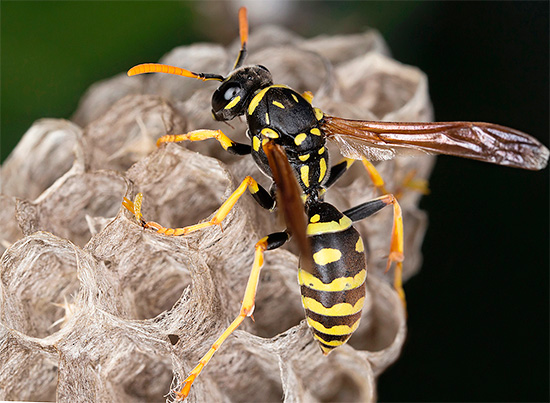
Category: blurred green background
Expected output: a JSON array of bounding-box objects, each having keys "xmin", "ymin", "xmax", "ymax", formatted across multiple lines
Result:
[{"xmin": 2, "ymin": 1, "xmax": 548, "ymax": 401}]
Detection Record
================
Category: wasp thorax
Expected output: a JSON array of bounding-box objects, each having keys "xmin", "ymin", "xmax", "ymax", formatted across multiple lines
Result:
[{"xmin": 211, "ymin": 65, "xmax": 273, "ymax": 121}]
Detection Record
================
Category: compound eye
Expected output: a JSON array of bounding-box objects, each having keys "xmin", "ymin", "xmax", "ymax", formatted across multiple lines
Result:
[{"xmin": 224, "ymin": 85, "xmax": 240, "ymax": 101}]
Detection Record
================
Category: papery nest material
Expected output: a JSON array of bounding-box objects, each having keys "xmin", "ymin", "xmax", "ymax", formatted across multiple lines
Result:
[{"xmin": 0, "ymin": 24, "xmax": 434, "ymax": 402}]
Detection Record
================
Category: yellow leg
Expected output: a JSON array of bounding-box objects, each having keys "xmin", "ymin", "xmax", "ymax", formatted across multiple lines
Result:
[
  {"xmin": 376, "ymin": 194, "xmax": 406, "ymax": 308},
  {"xmin": 361, "ymin": 159, "xmax": 390, "ymax": 195},
  {"xmin": 397, "ymin": 169, "xmax": 430, "ymax": 198},
  {"xmin": 156, "ymin": 129, "xmax": 236, "ymax": 149},
  {"xmin": 175, "ymin": 237, "xmax": 269, "ymax": 400},
  {"xmin": 122, "ymin": 176, "xmax": 262, "ymax": 236},
  {"xmin": 394, "ymin": 262, "xmax": 406, "ymax": 311},
  {"xmin": 361, "ymin": 158, "xmax": 430, "ymax": 198}
]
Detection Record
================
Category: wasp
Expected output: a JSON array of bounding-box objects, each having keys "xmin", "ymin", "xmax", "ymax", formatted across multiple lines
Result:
[{"xmin": 122, "ymin": 7, "xmax": 549, "ymax": 400}]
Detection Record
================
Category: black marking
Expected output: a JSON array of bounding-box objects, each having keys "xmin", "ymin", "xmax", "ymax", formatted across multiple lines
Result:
[
  {"xmin": 307, "ymin": 227, "xmax": 366, "ymax": 283},
  {"xmin": 306, "ymin": 309, "xmax": 362, "ymax": 329},
  {"xmin": 323, "ymin": 160, "xmax": 350, "ymax": 189},
  {"xmin": 300, "ymin": 282, "xmax": 366, "ymax": 308},
  {"xmin": 265, "ymin": 232, "xmax": 290, "ymax": 250},
  {"xmin": 250, "ymin": 182, "xmax": 276, "ymax": 210},
  {"xmin": 227, "ymin": 142, "xmax": 252, "ymax": 155},
  {"xmin": 343, "ymin": 199, "xmax": 388, "ymax": 222},
  {"xmin": 311, "ymin": 328, "xmax": 352, "ymax": 344}
]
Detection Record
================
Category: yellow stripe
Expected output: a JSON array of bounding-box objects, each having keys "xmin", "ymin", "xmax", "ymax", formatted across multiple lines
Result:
[
  {"xmin": 299, "ymin": 153, "xmax": 310, "ymax": 162},
  {"xmin": 248, "ymin": 85, "xmax": 287, "ymax": 115},
  {"xmin": 272, "ymin": 100, "xmax": 285, "ymax": 109},
  {"xmin": 310, "ymin": 128, "xmax": 321, "ymax": 136},
  {"xmin": 306, "ymin": 215, "xmax": 352, "ymax": 236},
  {"xmin": 306, "ymin": 317, "xmax": 361, "ymax": 336},
  {"xmin": 313, "ymin": 334, "xmax": 345, "ymax": 347},
  {"xmin": 224, "ymin": 95, "xmax": 241, "ymax": 109},
  {"xmin": 310, "ymin": 214, "xmax": 320, "ymax": 223},
  {"xmin": 318, "ymin": 146, "xmax": 325, "ymax": 155},
  {"xmin": 355, "ymin": 237, "xmax": 364, "ymax": 253},
  {"xmin": 319, "ymin": 158, "xmax": 327, "ymax": 182},
  {"xmin": 313, "ymin": 248, "xmax": 341, "ymax": 265},
  {"xmin": 298, "ymin": 269, "xmax": 366, "ymax": 292},
  {"xmin": 265, "ymin": 112, "xmax": 270, "ymax": 125},
  {"xmin": 295, "ymin": 133, "xmax": 307, "ymax": 146},
  {"xmin": 291, "ymin": 94, "xmax": 299, "ymax": 103},
  {"xmin": 301, "ymin": 165, "xmax": 310, "ymax": 187},
  {"xmin": 302, "ymin": 296, "xmax": 365, "ymax": 317},
  {"xmin": 253, "ymin": 136, "xmax": 260, "ymax": 152}
]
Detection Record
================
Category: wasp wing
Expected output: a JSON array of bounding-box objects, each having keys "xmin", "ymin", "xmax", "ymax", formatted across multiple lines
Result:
[
  {"xmin": 263, "ymin": 141, "xmax": 314, "ymax": 274},
  {"xmin": 322, "ymin": 115, "xmax": 549, "ymax": 170}
]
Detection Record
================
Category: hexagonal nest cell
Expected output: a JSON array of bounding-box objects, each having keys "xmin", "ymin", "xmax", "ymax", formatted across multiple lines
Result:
[{"xmin": 0, "ymin": 22, "xmax": 435, "ymax": 402}]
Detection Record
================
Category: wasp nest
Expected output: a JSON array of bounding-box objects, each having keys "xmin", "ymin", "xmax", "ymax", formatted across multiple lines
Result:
[{"xmin": 1, "ymin": 24, "xmax": 435, "ymax": 402}]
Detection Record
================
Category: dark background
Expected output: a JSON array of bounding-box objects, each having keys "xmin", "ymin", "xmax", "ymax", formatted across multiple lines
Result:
[{"xmin": 2, "ymin": 2, "xmax": 548, "ymax": 401}]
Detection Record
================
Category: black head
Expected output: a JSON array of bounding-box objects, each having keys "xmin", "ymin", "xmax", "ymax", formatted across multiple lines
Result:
[
  {"xmin": 127, "ymin": 8, "xmax": 268, "ymax": 122},
  {"xmin": 211, "ymin": 65, "xmax": 273, "ymax": 121}
]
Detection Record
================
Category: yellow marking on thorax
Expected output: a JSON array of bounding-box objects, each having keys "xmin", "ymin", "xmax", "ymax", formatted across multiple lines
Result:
[
  {"xmin": 318, "ymin": 146, "xmax": 325, "ymax": 155},
  {"xmin": 306, "ymin": 215, "xmax": 352, "ymax": 236},
  {"xmin": 306, "ymin": 316, "xmax": 361, "ymax": 336},
  {"xmin": 253, "ymin": 136, "xmax": 261, "ymax": 152},
  {"xmin": 319, "ymin": 158, "xmax": 327, "ymax": 182},
  {"xmin": 302, "ymin": 296, "xmax": 365, "ymax": 317},
  {"xmin": 265, "ymin": 112, "xmax": 270, "ymax": 125},
  {"xmin": 272, "ymin": 100, "xmax": 285, "ymax": 109},
  {"xmin": 300, "ymin": 165, "xmax": 310, "ymax": 187},
  {"xmin": 314, "ymin": 107, "xmax": 324, "ymax": 121},
  {"xmin": 302, "ymin": 91, "xmax": 314, "ymax": 103},
  {"xmin": 298, "ymin": 269, "xmax": 366, "ymax": 292},
  {"xmin": 310, "ymin": 128, "xmax": 321, "ymax": 136},
  {"xmin": 291, "ymin": 94, "xmax": 299, "ymax": 103},
  {"xmin": 295, "ymin": 133, "xmax": 307, "ymax": 146},
  {"xmin": 299, "ymin": 153, "xmax": 310, "ymax": 162},
  {"xmin": 310, "ymin": 214, "xmax": 321, "ymax": 223},
  {"xmin": 355, "ymin": 237, "xmax": 364, "ymax": 253},
  {"xmin": 313, "ymin": 248, "xmax": 342, "ymax": 265},
  {"xmin": 248, "ymin": 85, "xmax": 287, "ymax": 115},
  {"xmin": 261, "ymin": 128, "xmax": 279, "ymax": 138},
  {"xmin": 224, "ymin": 95, "xmax": 241, "ymax": 109}
]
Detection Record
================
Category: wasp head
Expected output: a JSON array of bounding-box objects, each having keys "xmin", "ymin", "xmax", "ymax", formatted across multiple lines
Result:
[{"xmin": 211, "ymin": 65, "xmax": 273, "ymax": 121}]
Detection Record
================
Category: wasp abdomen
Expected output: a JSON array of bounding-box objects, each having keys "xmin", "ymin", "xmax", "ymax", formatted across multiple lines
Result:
[{"xmin": 299, "ymin": 202, "xmax": 367, "ymax": 354}]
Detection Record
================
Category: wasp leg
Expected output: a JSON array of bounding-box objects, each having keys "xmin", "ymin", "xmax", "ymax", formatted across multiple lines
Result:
[
  {"xmin": 361, "ymin": 159, "xmax": 429, "ymax": 198},
  {"xmin": 323, "ymin": 157, "xmax": 355, "ymax": 189},
  {"xmin": 361, "ymin": 159, "xmax": 390, "ymax": 195},
  {"xmin": 176, "ymin": 232, "xmax": 289, "ymax": 400},
  {"xmin": 157, "ymin": 129, "xmax": 251, "ymax": 155},
  {"xmin": 397, "ymin": 169, "xmax": 430, "ymax": 198},
  {"xmin": 343, "ymin": 194, "xmax": 405, "ymax": 309},
  {"xmin": 122, "ymin": 176, "xmax": 274, "ymax": 236}
]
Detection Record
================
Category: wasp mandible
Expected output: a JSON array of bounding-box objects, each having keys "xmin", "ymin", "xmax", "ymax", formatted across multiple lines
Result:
[{"xmin": 122, "ymin": 7, "xmax": 549, "ymax": 400}]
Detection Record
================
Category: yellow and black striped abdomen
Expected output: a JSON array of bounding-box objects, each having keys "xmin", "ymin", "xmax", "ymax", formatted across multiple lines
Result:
[{"xmin": 299, "ymin": 202, "xmax": 367, "ymax": 355}]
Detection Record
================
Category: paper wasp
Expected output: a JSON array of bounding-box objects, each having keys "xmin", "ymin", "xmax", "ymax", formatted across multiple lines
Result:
[{"xmin": 122, "ymin": 7, "xmax": 549, "ymax": 400}]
